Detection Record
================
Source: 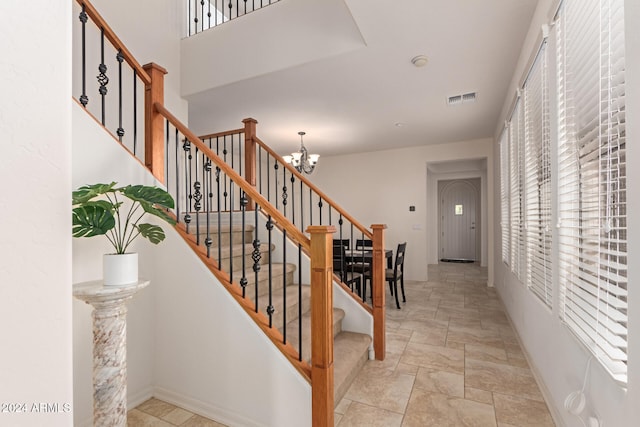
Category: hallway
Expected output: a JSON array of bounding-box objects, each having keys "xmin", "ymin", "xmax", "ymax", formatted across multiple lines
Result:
[
  {"xmin": 128, "ymin": 263, "xmax": 554, "ymax": 426},
  {"xmin": 335, "ymin": 263, "xmax": 554, "ymax": 426}
]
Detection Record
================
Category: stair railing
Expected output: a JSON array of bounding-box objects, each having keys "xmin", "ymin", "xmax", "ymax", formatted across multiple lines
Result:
[
  {"xmin": 201, "ymin": 122, "xmax": 388, "ymax": 361},
  {"xmin": 73, "ymin": 0, "xmax": 337, "ymax": 423},
  {"xmin": 186, "ymin": 0, "xmax": 281, "ymax": 36},
  {"xmin": 73, "ymin": 0, "xmax": 166, "ymax": 181},
  {"xmin": 156, "ymin": 103, "xmax": 339, "ymax": 424}
]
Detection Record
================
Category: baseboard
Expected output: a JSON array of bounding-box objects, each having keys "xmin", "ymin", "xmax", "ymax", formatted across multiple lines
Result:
[
  {"xmin": 153, "ymin": 386, "xmax": 267, "ymax": 427},
  {"xmin": 129, "ymin": 385, "xmax": 155, "ymax": 411},
  {"xmin": 495, "ymin": 293, "xmax": 565, "ymax": 427}
]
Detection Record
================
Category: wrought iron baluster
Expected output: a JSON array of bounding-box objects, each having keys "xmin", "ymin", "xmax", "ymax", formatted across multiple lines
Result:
[
  {"xmin": 208, "ymin": 0, "xmax": 212, "ymax": 29},
  {"xmin": 223, "ymin": 136, "xmax": 228, "ymax": 211},
  {"xmin": 282, "ymin": 164, "xmax": 287, "ymax": 218},
  {"xmin": 259, "ymin": 146, "xmax": 263, "ymax": 195},
  {"xmin": 300, "ymin": 180, "xmax": 304, "ymax": 232},
  {"xmin": 238, "ymin": 133, "xmax": 243, "ymax": 177},
  {"xmin": 97, "ymin": 28, "xmax": 108, "ymax": 125},
  {"xmin": 205, "ymin": 159, "xmax": 213, "ymax": 257},
  {"xmin": 240, "ymin": 193, "xmax": 248, "ymax": 298},
  {"xmin": 194, "ymin": 149, "xmax": 202, "ymax": 246},
  {"xmin": 228, "ymin": 1, "xmax": 233, "ymax": 21},
  {"xmin": 133, "ymin": 70, "xmax": 137, "ymax": 155},
  {"xmin": 290, "ymin": 174, "xmax": 295, "ymax": 226},
  {"xmin": 200, "ymin": 0, "xmax": 205, "ymax": 33},
  {"xmin": 216, "ymin": 166, "xmax": 222, "ymax": 267},
  {"xmin": 183, "ymin": 139, "xmax": 192, "ymax": 231},
  {"xmin": 282, "ymin": 228, "xmax": 287, "ymax": 343},
  {"xmin": 329, "ymin": 206, "xmax": 332, "ymax": 225},
  {"xmin": 229, "ymin": 174, "xmax": 234, "ymax": 283},
  {"xmin": 79, "ymin": 4, "xmax": 88, "ymax": 107},
  {"xmin": 253, "ymin": 207, "xmax": 261, "ymax": 312},
  {"xmin": 193, "ymin": 0, "xmax": 199, "ymax": 34},
  {"xmin": 318, "ymin": 197, "xmax": 323, "ymax": 224},
  {"xmin": 309, "ymin": 188, "xmax": 313, "ymax": 225},
  {"xmin": 274, "ymin": 161, "xmax": 279, "ymax": 210},
  {"xmin": 244, "ymin": 0, "xmax": 247, "ymax": 16},
  {"xmin": 175, "ymin": 127, "xmax": 180, "ymax": 223},
  {"xmin": 266, "ymin": 216, "xmax": 274, "ymax": 328},
  {"xmin": 266, "ymin": 153, "xmax": 270, "ymax": 202},
  {"xmin": 116, "ymin": 50, "xmax": 125, "ymax": 142},
  {"xmin": 297, "ymin": 243, "xmax": 302, "ymax": 361},
  {"xmin": 165, "ymin": 120, "xmax": 169, "ymax": 192}
]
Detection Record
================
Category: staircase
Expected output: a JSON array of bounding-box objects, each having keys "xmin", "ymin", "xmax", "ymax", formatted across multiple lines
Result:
[
  {"xmin": 186, "ymin": 217, "xmax": 372, "ymax": 405},
  {"xmin": 72, "ymin": 0, "xmax": 386, "ymax": 424}
]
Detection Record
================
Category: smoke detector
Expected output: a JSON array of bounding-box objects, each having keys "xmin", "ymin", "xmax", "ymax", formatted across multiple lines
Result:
[{"xmin": 411, "ymin": 55, "xmax": 428, "ymax": 67}]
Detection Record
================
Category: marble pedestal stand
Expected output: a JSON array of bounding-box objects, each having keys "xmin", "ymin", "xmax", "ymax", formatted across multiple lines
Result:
[{"xmin": 74, "ymin": 279, "xmax": 149, "ymax": 427}]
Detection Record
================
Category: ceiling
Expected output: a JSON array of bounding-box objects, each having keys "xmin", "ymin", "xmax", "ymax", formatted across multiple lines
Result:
[{"xmin": 185, "ymin": 0, "xmax": 539, "ymax": 158}]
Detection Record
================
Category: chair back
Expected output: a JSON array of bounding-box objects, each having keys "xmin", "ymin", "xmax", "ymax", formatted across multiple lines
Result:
[
  {"xmin": 355, "ymin": 239, "xmax": 373, "ymax": 250},
  {"xmin": 332, "ymin": 242, "xmax": 348, "ymax": 275},
  {"xmin": 394, "ymin": 242, "xmax": 407, "ymax": 273}
]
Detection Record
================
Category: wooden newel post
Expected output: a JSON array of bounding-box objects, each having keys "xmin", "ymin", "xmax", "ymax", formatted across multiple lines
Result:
[
  {"xmin": 308, "ymin": 225, "xmax": 336, "ymax": 427},
  {"xmin": 371, "ymin": 224, "xmax": 387, "ymax": 361},
  {"xmin": 143, "ymin": 62, "xmax": 167, "ymax": 183},
  {"xmin": 243, "ymin": 118, "xmax": 258, "ymax": 210}
]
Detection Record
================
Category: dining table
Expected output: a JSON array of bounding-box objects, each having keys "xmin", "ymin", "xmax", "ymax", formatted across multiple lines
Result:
[{"xmin": 344, "ymin": 248, "xmax": 393, "ymax": 269}]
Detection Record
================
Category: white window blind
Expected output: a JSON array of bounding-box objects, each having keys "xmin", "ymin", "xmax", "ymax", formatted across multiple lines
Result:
[
  {"xmin": 500, "ymin": 129, "xmax": 510, "ymax": 264},
  {"xmin": 509, "ymin": 98, "xmax": 525, "ymax": 280},
  {"xmin": 557, "ymin": 0, "xmax": 627, "ymax": 382},
  {"xmin": 524, "ymin": 41, "xmax": 553, "ymax": 307}
]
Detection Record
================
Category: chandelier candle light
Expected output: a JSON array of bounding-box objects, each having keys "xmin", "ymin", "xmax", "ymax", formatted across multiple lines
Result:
[{"xmin": 283, "ymin": 131, "xmax": 320, "ymax": 174}]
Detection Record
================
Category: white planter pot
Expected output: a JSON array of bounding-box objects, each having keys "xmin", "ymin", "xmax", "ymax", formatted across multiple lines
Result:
[{"xmin": 103, "ymin": 253, "xmax": 138, "ymax": 286}]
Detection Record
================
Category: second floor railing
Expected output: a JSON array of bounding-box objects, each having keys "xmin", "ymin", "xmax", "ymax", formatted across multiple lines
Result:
[{"xmin": 186, "ymin": 0, "xmax": 280, "ymax": 37}]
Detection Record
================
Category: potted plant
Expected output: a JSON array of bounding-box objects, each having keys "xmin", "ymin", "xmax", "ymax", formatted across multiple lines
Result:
[{"xmin": 72, "ymin": 182, "xmax": 176, "ymax": 285}]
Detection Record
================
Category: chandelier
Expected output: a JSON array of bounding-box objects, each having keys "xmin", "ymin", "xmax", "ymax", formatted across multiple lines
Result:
[{"xmin": 283, "ymin": 131, "xmax": 320, "ymax": 174}]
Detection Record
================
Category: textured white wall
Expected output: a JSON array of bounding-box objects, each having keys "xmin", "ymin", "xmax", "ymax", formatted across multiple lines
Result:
[
  {"xmin": 311, "ymin": 138, "xmax": 494, "ymax": 284},
  {"xmin": 492, "ymin": 0, "xmax": 640, "ymax": 426},
  {"xmin": 0, "ymin": 1, "xmax": 73, "ymax": 426}
]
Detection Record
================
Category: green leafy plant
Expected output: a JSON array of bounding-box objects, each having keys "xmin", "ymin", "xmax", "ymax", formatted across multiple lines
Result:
[{"xmin": 72, "ymin": 182, "xmax": 176, "ymax": 254}]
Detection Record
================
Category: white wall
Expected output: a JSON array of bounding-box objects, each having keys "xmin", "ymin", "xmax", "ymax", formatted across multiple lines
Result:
[
  {"xmin": 90, "ymin": 0, "xmax": 188, "ymax": 119},
  {"xmin": 311, "ymin": 138, "xmax": 494, "ymax": 284},
  {"xmin": 0, "ymin": 1, "xmax": 73, "ymax": 426},
  {"xmin": 152, "ymin": 223, "xmax": 312, "ymax": 427},
  {"xmin": 492, "ymin": 0, "xmax": 640, "ymax": 426}
]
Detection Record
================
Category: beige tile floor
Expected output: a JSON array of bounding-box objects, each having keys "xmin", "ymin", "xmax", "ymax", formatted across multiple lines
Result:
[{"xmin": 129, "ymin": 263, "xmax": 555, "ymax": 427}]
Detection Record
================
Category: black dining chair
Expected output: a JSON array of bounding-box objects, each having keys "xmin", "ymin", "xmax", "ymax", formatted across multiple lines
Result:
[
  {"xmin": 332, "ymin": 242, "xmax": 365, "ymax": 300},
  {"xmin": 366, "ymin": 242, "xmax": 407, "ymax": 309}
]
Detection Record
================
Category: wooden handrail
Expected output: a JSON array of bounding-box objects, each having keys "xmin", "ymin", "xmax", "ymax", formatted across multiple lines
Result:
[
  {"xmin": 76, "ymin": 0, "xmax": 151, "ymax": 85},
  {"xmin": 155, "ymin": 103, "xmax": 311, "ymax": 249},
  {"xmin": 254, "ymin": 136, "xmax": 373, "ymax": 240},
  {"xmin": 199, "ymin": 128, "xmax": 245, "ymax": 140}
]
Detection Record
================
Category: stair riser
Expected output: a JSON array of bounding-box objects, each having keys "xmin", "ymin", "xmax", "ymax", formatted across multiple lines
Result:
[
  {"xmin": 233, "ymin": 269, "xmax": 294, "ymax": 299},
  {"xmin": 217, "ymin": 248, "xmax": 270, "ymax": 272},
  {"xmin": 270, "ymin": 289, "xmax": 311, "ymax": 330},
  {"xmin": 193, "ymin": 231, "xmax": 256, "ymax": 248}
]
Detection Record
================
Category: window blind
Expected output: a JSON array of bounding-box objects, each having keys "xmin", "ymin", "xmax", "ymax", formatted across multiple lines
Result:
[
  {"xmin": 524, "ymin": 41, "xmax": 553, "ymax": 307},
  {"xmin": 500, "ymin": 129, "xmax": 510, "ymax": 264},
  {"xmin": 509, "ymin": 98, "xmax": 525, "ymax": 280},
  {"xmin": 557, "ymin": 0, "xmax": 627, "ymax": 382}
]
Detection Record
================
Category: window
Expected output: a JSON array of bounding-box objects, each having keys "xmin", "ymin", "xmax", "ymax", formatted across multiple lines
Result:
[
  {"xmin": 500, "ymin": 130, "xmax": 510, "ymax": 264},
  {"xmin": 557, "ymin": 0, "xmax": 627, "ymax": 382},
  {"xmin": 524, "ymin": 41, "xmax": 552, "ymax": 307},
  {"xmin": 509, "ymin": 98, "xmax": 525, "ymax": 280}
]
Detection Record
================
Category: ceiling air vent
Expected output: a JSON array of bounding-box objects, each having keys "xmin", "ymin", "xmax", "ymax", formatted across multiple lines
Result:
[{"xmin": 447, "ymin": 91, "xmax": 477, "ymax": 106}]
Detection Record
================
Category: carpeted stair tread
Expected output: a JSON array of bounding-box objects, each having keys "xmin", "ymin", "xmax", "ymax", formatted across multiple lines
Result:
[{"xmin": 333, "ymin": 331, "xmax": 372, "ymax": 406}]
